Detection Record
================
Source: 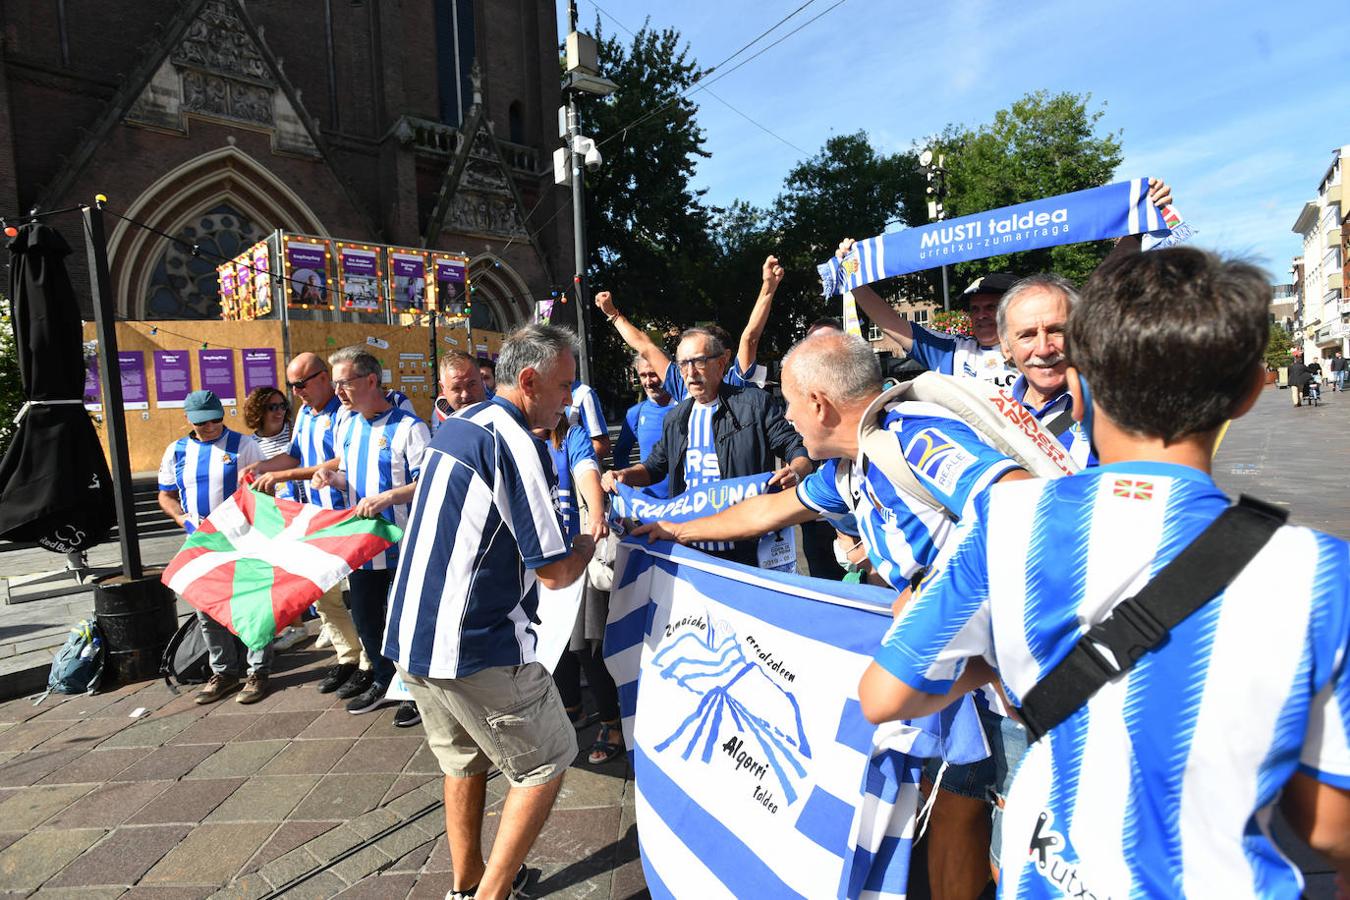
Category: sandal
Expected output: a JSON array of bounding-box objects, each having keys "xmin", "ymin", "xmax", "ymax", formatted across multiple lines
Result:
[{"xmin": 587, "ymin": 724, "xmax": 624, "ymax": 765}]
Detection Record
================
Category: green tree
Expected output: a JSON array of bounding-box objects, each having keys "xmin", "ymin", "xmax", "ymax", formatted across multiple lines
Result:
[
  {"xmin": 0, "ymin": 294, "xmax": 24, "ymax": 458},
  {"xmin": 1264, "ymin": 322, "xmax": 1295, "ymax": 370},
  {"xmin": 937, "ymin": 90, "xmax": 1124, "ymax": 286}
]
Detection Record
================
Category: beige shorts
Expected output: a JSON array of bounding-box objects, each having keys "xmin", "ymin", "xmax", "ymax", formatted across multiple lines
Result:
[{"xmin": 399, "ymin": 662, "xmax": 577, "ymax": 787}]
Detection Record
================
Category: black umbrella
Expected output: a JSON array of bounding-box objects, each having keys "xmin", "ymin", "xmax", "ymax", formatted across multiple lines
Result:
[{"xmin": 0, "ymin": 222, "xmax": 114, "ymax": 552}]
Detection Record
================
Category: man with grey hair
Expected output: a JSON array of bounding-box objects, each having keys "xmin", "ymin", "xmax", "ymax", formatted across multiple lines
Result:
[
  {"xmin": 309, "ymin": 345, "xmax": 430, "ymax": 715},
  {"xmin": 997, "ymin": 273, "xmax": 1094, "ymax": 466},
  {"xmin": 603, "ymin": 325, "xmax": 811, "ymax": 566},
  {"xmin": 382, "ymin": 324, "xmax": 596, "ymax": 900}
]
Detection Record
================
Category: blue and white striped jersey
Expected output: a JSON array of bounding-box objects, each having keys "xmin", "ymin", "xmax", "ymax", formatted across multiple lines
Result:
[
  {"xmin": 877, "ymin": 462, "xmax": 1350, "ymax": 898},
  {"xmin": 796, "ymin": 402, "xmax": 1020, "ymax": 590},
  {"xmin": 158, "ymin": 428, "xmax": 263, "ymax": 528},
  {"xmin": 1010, "ymin": 375, "xmax": 1094, "ymax": 468},
  {"xmin": 333, "ymin": 406, "xmax": 429, "ymax": 570},
  {"xmin": 288, "ymin": 395, "xmax": 352, "ymax": 509},
  {"xmin": 549, "ymin": 424, "xmax": 599, "ymax": 540},
  {"xmin": 386, "ymin": 389, "xmax": 416, "ymax": 416},
  {"xmin": 615, "ymin": 396, "xmax": 675, "ymax": 497},
  {"xmin": 684, "ymin": 400, "xmax": 731, "ymax": 552},
  {"xmin": 569, "ymin": 380, "xmax": 608, "ymax": 439},
  {"xmin": 661, "ymin": 357, "xmax": 767, "ymax": 403},
  {"xmin": 382, "ymin": 396, "xmax": 571, "ymax": 679},
  {"xmin": 910, "ymin": 323, "xmax": 1018, "ymax": 389}
]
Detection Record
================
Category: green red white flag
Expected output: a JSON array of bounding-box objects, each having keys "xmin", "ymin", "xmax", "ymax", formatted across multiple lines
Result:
[{"xmin": 161, "ymin": 485, "xmax": 403, "ymax": 650}]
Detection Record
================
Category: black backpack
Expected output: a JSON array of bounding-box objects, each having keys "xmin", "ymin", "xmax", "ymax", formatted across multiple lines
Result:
[{"xmin": 160, "ymin": 617, "xmax": 212, "ymax": 691}]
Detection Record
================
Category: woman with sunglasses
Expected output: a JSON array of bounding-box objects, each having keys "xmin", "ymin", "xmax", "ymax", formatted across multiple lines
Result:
[{"xmin": 243, "ymin": 387, "xmax": 297, "ymax": 498}]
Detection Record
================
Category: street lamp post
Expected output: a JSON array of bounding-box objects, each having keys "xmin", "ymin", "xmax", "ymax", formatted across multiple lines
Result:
[
  {"xmin": 559, "ymin": 4, "xmax": 616, "ymax": 385},
  {"xmin": 920, "ymin": 148, "xmax": 950, "ymax": 311}
]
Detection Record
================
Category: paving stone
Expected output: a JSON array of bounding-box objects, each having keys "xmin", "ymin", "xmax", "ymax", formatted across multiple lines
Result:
[
  {"xmin": 239, "ymin": 820, "xmax": 339, "ymax": 875},
  {"xmin": 370, "ymin": 828, "xmax": 437, "ymax": 869},
  {"xmin": 37, "ymin": 715, "xmax": 129, "ymax": 749},
  {"xmin": 142, "ymin": 822, "xmax": 275, "ymax": 885},
  {"xmin": 337, "ymin": 872, "xmax": 418, "ymax": 899},
  {"xmin": 290, "ymin": 773, "xmax": 397, "ymax": 821},
  {"xmin": 0, "ymin": 692, "xmax": 65, "ymax": 723},
  {"xmin": 294, "ymin": 709, "xmax": 378, "ymax": 740},
  {"xmin": 47, "ymin": 823, "xmax": 190, "ymax": 887},
  {"xmin": 348, "ymin": 806, "xmax": 403, "ymax": 839},
  {"xmin": 0, "ymin": 826, "xmax": 105, "ymax": 891},
  {"xmin": 0, "ymin": 717, "xmax": 74, "ymax": 751},
  {"xmin": 203, "ymin": 872, "xmax": 270, "ymax": 900},
  {"xmin": 530, "ymin": 806, "xmax": 623, "ymax": 896},
  {"xmin": 22, "ymin": 886, "xmax": 127, "ymax": 899},
  {"xmin": 205, "ymin": 774, "xmax": 319, "ymax": 823},
  {"xmin": 113, "ymin": 743, "xmax": 220, "ymax": 782},
  {"xmin": 266, "ymin": 685, "xmax": 340, "ymax": 714},
  {"xmin": 167, "ymin": 714, "xmax": 254, "ymax": 746},
  {"xmin": 184, "ymin": 740, "xmax": 287, "ymax": 779},
  {"xmin": 46, "ymin": 779, "xmax": 174, "ymax": 827},
  {"xmin": 402, "ymin": 741, "xmax": 442, "ymax": 775},
  {"xmin": 257, "ymin": 738, "xmax": 352, "ymax": 775},
  {"xmin": 384, "ymin": 779, "xmax": 444, "ymax": 818},
  {"xmin": 387, "ymin": 837, "xmax": 435, "ymax": 873},
  {"xmin": 553, "ymin": 763, "xmax": 628, "ymax": 810},
  {"xmin": 120, "ymin": 886, "xmax": 215, "ymax": 900},
  {"xmin": 256, "ymin": 846, "xmax": 322, "ymax": 888},
  {"xmin": 407, "ymin": 870, "xmax": 456, "ymax": 899},
  {"xmin": 298, "ymin": 822, "xmax": 364, "ymax": 861},
  {"xmin": 38, "ymin": 746, "xmax": 152, "ymax": 784},
  {"xmin": 331, "ymin": 736, "xmax": 423, "ymax": 774},
  {"xmin": 126, "ymin": 778, "xmax": 246, "ymax": 825},
  {"xmin": 328, "ymin": 842, "xmax": 395, "ymax": 886},
  {"xmin": 231, "ymin": 710, "xmax": 322, "ymax": 742},
  {"xmin": 383, "ymin": 772, "xmax": 438, "ymax": 806},
  {"xmin": 422, "ymin": 835, "xmax": 452, "ymax": 873},
  {"xmin": 0, "ymin": 782, "xmax": 93, "ymax": 829},
  {"xmin": 0, "ymin": 831, "xmax": 20, "ymax": 853},
  {"xmin": 254, "ymin": 870, "xmax": 346, "ymax": 900},
  {"xmin": 0, "ymin": 746, "xmax": 85, "ymax": 786},
  {"xmin": 98, "ymin": 711, "xmax": 199, "ymax": 748}
]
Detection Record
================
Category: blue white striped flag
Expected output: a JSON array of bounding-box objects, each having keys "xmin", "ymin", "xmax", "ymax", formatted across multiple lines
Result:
[
  {"xmin": 819, "ymin": 177, "xmax": 1180, "ymax": 297},
  {"xmin": 605, "ymin": 540, "xmax": 988, "ymax": 898}
]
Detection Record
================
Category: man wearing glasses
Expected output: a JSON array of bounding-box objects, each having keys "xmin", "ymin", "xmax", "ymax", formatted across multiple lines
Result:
[
  {"xmin": 248, "ymin": 352, "xmax": 372, "ymax": 701},
  {"xmin": 311, "ymin": 347, "xmax": 430, "ymax": 716},
  {"xmin": 602, "ymin": 327, "xmax": 811, "ymax": 567},
  {"xmin": 157, "ymin": 390, "xmax": 269, "ymax": 704}
]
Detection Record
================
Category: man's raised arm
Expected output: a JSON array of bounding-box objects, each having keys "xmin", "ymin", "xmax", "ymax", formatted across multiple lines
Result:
[
  {"xmin": 595, "ymin": 291, "xmax": 672, "ymax": 373},
  {"xmin": 736, "ymin": 255, "xmax": 785, "ymax": 375},
  {"xmin": 632, "ymin": 488, "xmax": 817, "ymax": 546},
  {"xmin": 836, "ymin": 238, "xmax": 916, "ymax": 353}
]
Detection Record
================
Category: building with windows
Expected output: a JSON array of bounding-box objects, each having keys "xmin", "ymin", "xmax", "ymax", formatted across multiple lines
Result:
[
  {"xmin": 1270, "ymin": 282, "xmax": 1297, "ymax": 333},
  {"xmin": 1290, "ymin": 145, "xmax": 1349, "ymax": 359},
  {"xmin": 0, "ymin": 0, "xmax": 570, "ymax": 329}
]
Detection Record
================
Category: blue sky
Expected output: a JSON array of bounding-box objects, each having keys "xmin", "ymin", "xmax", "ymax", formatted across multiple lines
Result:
[{"xmin": 561, "ymin": 0, "xmax": 1350, "ymax": 282}]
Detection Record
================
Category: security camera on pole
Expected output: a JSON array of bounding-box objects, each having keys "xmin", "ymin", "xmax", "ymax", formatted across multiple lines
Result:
[
  {"xmin": 553, "ymin": 5, "xmax": 617, "ymax": 385},
  {"xmin": 919, "ymin": 148, "xmax": 951, "ymax": 311}
]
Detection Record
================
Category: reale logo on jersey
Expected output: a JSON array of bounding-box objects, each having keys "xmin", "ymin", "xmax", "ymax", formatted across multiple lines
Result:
[
  {"xmin": 684, "ymin": 447, "xmax": 720, "ymax": 483},
  {"xmin": 904, "ymin": 427, "xmax": 977, "ymax": 495}
]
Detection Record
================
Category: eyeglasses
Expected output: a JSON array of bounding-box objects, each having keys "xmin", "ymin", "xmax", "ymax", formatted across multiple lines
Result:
[
  {"xmin": 286, "ymin": 370, "xmax": 325, "ymax": 390},
  {"xmin": 197, "ymin": 418, "xmax": 224, "ymax": 426},
  {"xmin": 332, "ymin": 373, "xmax": 373, "ymax": 389},
  {"xmin": 265, "ymin": 402, "xmax": 288, "ymax": 412},
  {"xmin": 676, "ymin": 355, "xmax": 715, "ymax": 371}
]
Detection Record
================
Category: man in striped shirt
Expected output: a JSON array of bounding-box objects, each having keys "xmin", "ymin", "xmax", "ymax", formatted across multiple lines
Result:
[
  {"xmin": 432, "ymin": 350, "xmax": 487, "ymax": 431},
  {"xmin": 157, "ymin": 390, "xmax": 269, "ymax": 705},
  {"xmin": 311, "ymin": 346, "xmax": 429, "ymax": 715},
  {"xmin": 860, "ymin": 248, "xmax": 1350, "ymax": 896},
  {"xmin": 247, "ymin": 351, "xmax": 371, "ymax": 697},
  {"xmin": 383, "ymin": 324, "xmax": 595, "ymax": 900}
]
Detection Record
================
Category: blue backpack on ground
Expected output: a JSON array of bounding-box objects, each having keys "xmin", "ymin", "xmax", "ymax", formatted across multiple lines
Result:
[{"xmin": 37, "ymin": 619, "xmax": 106, "ymax": 703}]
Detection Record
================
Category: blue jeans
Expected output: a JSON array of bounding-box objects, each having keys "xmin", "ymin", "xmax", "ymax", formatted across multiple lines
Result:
[
  {"xmin": 196, "ymin": 611, "xmax": 273, "ymax": 677},
  {"xmin": 347, "ymin": 568, "xmax": 396, "ymax": 689}
]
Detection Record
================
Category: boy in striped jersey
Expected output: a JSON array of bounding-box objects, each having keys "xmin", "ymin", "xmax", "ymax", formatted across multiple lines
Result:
[
  {"xmin": 156, "ymin": 390, "xmax": 269, "ymax": 704},
  {"xmin": 861, "ymin": 248, "xmax": 1350, "ymax": 896},
  {"xmin": 310, "ymin": 346, "xmax": 430, "ymax": 715}
]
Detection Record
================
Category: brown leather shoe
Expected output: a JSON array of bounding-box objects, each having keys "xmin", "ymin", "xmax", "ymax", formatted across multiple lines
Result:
[
  {"xmin": 236, "ymin": 672, "xmax": 269, "ymax": 705},
  {"xmin": 195, "ymin": 673, "xmax": 240, "ymax": 705}
]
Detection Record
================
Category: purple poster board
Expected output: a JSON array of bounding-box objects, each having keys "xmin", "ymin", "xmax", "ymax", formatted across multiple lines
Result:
[
  {"xmin": 242, "ymin": 348, "xmax": 278, "ymax": 395},
  {"xmin": 389, "ymin": 251, "xmax": 427, "ymax": 311},
  {"xmin": 198, "ymin": 349, "xmax": 237, "ymax": 405},
  {"xmin": 83, "ymin": 356, "xmax": 102, "ymax": 411},
  {"xmin": 433, "ymin": 257, "xmax": 467, "ymax": 315},
  {"xmin": 119, "ymin": 350, "xmax": 149, "ymax": 410},
  {"xmin": 153, "ymin": 350, "xmax": 192, "ymax": 408},
  {"xmin": 286, "ymin": 240, "xmax": 330, "ymax": 308},
  {"xmin": 338, "ymin": 246, "xmax": 381, "ymax": 312}
]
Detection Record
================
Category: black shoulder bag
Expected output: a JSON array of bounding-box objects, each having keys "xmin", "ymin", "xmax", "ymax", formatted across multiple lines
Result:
[{"xmin": 1018, "ymin": 494, "xmax": 1288, "ymax": 743}]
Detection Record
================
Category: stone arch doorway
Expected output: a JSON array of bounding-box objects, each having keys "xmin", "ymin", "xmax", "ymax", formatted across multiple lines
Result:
[
  {"xmin": 108, "ymin": 145, "xmax": 328, "ymax": 319},
  {"xmin": 466, "ymin": 254, "xmax": 532, "ymax": 332}
]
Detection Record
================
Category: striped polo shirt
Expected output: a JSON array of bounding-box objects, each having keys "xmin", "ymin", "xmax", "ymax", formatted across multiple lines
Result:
[
  {"xmin": 333, "ymin": 405, "xmax": 429, "ymax": 570},
  {"xmin": 288, "ymin": 395, "xmax": 352, "ymax": 509},
  {"xmin": 157, "ymin": 428, "xmax": 264, "ymax": 528}
]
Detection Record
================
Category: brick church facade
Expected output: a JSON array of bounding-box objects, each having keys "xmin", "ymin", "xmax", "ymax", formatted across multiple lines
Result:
[{"xmin": 0, "ymin": 0, "xmax": 572, "ymax": 330}]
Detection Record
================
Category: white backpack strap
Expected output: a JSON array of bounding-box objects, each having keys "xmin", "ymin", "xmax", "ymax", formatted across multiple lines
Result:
[{"xmin": 856, "ymin": 381, "xmax": 951, "ymax": 518}]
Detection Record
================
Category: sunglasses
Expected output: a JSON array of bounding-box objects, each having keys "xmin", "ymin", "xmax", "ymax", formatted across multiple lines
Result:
[
  {"xmin": 197, "ymin": 417, "xmax": 224, "ymax": 426},
  {"xmin": 286, "ymin": 370, "xmax": 324, "ymax": 390},
  {"xmin": 265, "ymin": 402, "xmax": 288, "ymax": 412}
]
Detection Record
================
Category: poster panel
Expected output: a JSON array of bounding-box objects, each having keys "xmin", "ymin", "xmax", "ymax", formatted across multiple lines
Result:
[
  {"xmin": 250, "ymin": 241, "xmax": 273, "ymax": 318},
  {"xmin": 283, "ymin": 235, "xmax": 333, "ymax": 309},
  {"xmin": 234, "ymin": 250, "xmax": 255, "ymax": 320},
  {"xmin": 217, "ymin": 262, "xmax": 238, "ymax": 320},
  {"xmin": 430, "ymin": 254, "xmax": 469, "ymax": 316},
  {"xmin": 119, "ymin": 350, "xmax": 149, "ymax": 410},
  {"xmin": 198, "ymin": 349, "xmax": 237, "ymax": 405},
  {"xmin": 242, "ymin": 348, "xmax": 279, "ymax": 395},
  {"xmin": 336, "ymin": 243, "xmax": 383, "ymax": 313},
  {"xmin": 388, "ymin": 248, "xmax": 429, "ymax": 313},
  {"xmin": 154, "ymin": 350, "xmax": 192, "ymax": 408},
  {"xmin": 83, "ymin": 356, "xmax": 102, "ymax": 411}
]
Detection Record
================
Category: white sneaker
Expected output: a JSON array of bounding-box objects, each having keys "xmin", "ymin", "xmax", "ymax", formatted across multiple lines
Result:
[
  {"xmin": 272, "ymin": 625, "xmax": 309, "ymax": 651},
  {"xmin": 314, "ymin": 624, "xmax": 332, "ymax": 649}
]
